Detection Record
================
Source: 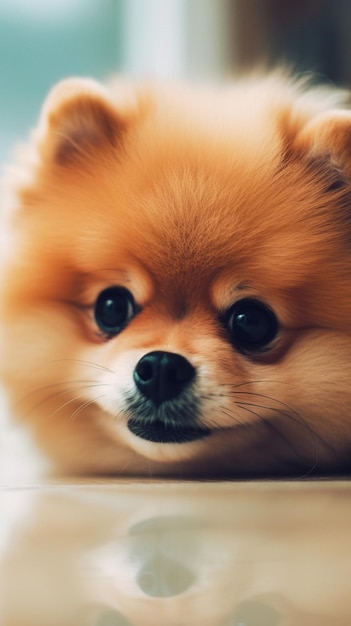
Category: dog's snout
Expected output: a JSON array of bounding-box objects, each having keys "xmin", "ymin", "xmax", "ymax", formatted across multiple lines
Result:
[{"xmin": 133, "ymin": 351, "xmax": 195, "ymax": 406}]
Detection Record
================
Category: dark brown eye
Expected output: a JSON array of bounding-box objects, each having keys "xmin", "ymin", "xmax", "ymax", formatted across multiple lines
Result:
[
  {"xmin": 94, "ymin": 287, "xmax": 137, "ymax": 336},
  {"xmin": 226, "ymin": 298, "xmax": 278, "ymax": 352}
]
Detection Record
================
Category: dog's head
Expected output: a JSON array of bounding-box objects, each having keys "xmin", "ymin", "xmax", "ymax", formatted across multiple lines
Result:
[{"xmin": 2, "ymin": 74, "xmax": 351, "ymax": 476}]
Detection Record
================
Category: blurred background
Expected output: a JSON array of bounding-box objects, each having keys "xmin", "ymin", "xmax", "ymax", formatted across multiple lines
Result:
[{"xmin": 1, "ymin": 0, "xmax": 351, "ymax": 162}]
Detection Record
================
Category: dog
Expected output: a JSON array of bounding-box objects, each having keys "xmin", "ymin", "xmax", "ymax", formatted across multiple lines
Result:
[{"xmin": 1, "ymin": 71, "xmax": 351, "ymax": 477}]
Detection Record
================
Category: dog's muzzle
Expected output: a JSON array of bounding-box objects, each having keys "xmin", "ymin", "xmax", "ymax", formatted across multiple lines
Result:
[{"xmin": 127, "ymin": 351, "xmax": 211, "ymax": 443}]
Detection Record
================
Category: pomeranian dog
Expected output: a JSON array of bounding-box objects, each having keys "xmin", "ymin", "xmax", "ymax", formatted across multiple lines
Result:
[{"xmin": 1, "ymin": 71, "xmax": 351, "ymax": 478}]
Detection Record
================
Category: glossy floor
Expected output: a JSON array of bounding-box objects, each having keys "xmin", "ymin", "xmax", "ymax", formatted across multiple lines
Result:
[{"xmin": 1, "ymin": 478, "xmax": 351, "ymax": 626}]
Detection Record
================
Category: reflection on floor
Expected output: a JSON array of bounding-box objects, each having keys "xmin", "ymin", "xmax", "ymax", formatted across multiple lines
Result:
[{"xmin": 0, "ymin": 479, "xmax": 351, "ymax": 625}]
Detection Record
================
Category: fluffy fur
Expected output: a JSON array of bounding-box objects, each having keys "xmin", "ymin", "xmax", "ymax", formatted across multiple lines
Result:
[{"xmin": 2, "ymin": 72, "xmax": 351, "ymax": 477}]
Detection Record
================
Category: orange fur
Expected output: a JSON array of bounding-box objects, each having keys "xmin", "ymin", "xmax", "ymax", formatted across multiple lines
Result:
[{"xmin": 2, "ymin": 71, "xmax": 351, "ymax": 477}]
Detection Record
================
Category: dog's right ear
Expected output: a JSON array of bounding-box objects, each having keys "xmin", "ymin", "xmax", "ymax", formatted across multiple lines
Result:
[
  {"xmin": 37, "ymin": 78, "xmax": 139, "ymax": 166},
  {"xmin": 292, "ymin": 109, "xmax": 351, "ymax": 171}
]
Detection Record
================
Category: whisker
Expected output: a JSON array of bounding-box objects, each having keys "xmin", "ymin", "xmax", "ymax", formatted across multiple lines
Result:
[
  {"xmin": 26, "ymin": 383, "xmax": 108, "ymax": 416},
  {"xmin": 230, "ymin": 390, "xmax": 304, "ymax": 420},
  {"xmin": 237, "ymin": 397, "xmax": 334, "ymax": 475},
  {"xmin": 20, "ymin": 380, "xmax": 104, "ymax": 404},
  {"xmin": 54, "ymin": 358, "xmax": 114, "ymax": 374},
  {"xmin": 116, "ymin": 456, "xmax": 135, "ymax": 476},
  {"xmin": 207, "ymin": 404, "xmax": 245, "ymax": 430},
  {"xmin": 226, "ymin": 379, "xmax": 297, "ymax": 391},
  {"xmin": 49, "ymin": 389, "xmax": 104, "ymax": 419},
  {"xmin": 227, "ymin": 384, "xmax": 334, "ymax": 456},
  {"xmin": 68, "ymin": 395, "xmax": 105, "ymax": 422},
  {"xmin": 236, "ymin": 398, "xmax": 330, "ymax": 453},
  {"xmin": 236, "ymin": 402, "xmax": 305, "ymax": 463},
  {"xmin": 296, "ymin": 461, "xmax": 318, "ymax": 479}
]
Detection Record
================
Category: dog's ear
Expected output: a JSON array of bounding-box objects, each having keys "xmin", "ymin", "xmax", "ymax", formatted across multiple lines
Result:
[
  {"xmin": 293, "ymin": 110, "xmax": 351, "ymax": 171},
  {"xmin": 38, "ymin": 78, "xmax": 138, "ymax": 166}
]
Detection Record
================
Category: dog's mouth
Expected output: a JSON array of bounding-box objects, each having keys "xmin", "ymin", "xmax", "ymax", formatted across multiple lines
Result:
[{"xmin": 127, "ymin": 419, "xmax": 211, "ymax": 444}]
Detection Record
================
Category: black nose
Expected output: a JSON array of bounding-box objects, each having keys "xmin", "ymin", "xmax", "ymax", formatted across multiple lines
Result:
[{"xmin": 133, "ymin": 351, "xmax": 195, "ymax": 406}]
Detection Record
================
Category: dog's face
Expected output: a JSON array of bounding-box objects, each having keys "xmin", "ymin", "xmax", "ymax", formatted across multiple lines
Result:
[{"xmin": 2, "ymin": 75, "xmax": 351, "ymax": 477}]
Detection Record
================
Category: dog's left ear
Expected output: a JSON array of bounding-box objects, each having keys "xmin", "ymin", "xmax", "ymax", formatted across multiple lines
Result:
[
  {"xmin": 293, "ymin": 110, "xmax": 351, "ymax": 170},
  {"xmin": 38, "ymin": 77, "xmax": 139, "ymax": 166}
]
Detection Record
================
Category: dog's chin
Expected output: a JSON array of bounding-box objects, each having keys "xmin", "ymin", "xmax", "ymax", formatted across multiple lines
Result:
[
  {"xmin": 119, "ymin": 391, "xmax": 211, "ymax": 446},
  {"xmin": 127, "ymin": 418, "xmax": 211, "ymax": 444}
]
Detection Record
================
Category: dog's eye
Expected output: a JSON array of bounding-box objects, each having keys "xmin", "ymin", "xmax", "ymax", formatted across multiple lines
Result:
[
  {"xmin": 226, "ymin": 298, "xmax": 278, "ymax": 352},
  {"xmin": 94, "ymin": 287, "xmax": 137, "ymax": 336}
]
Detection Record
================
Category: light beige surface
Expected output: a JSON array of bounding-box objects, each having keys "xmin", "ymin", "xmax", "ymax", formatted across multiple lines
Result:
[
  {"xmin": 1, "ymin": 376, "xmax": 350, "ymax": 625},
  {"xmin": 1, "ymin": 478, "xmax": 351, "ymax": 626}
]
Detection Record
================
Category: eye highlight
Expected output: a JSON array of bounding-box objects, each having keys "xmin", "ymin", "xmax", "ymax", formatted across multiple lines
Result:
[
  {"xmin": 94, "ymin": 286, "xmax": 138, "ymax": 336},
  {"xmin": 225, "ymin": 298, "xmax": 279, "ymax": 352}
]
